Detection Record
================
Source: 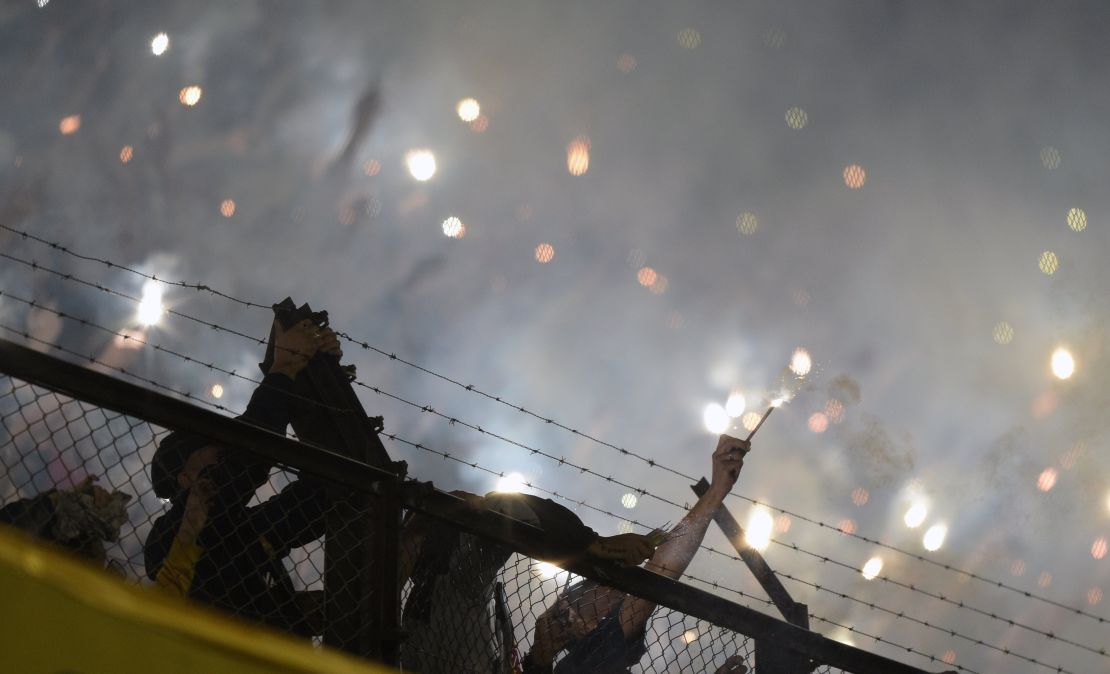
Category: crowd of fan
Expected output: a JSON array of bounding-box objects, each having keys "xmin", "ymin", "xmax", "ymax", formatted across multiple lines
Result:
[{"xmin": 1, "ymin": 318, "xmax": 751, "ymax": 673}]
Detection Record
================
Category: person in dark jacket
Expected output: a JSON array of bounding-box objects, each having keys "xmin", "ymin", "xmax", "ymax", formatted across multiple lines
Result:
[
  {"xmin": 523, "ymin": 434, "xmax": 749, "ymax": 674},
  {"xmin": 143, "ymin": 317, "xmax": 336, "ymax": 636}
]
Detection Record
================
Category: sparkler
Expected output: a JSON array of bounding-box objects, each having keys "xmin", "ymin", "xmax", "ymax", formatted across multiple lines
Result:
[{"xmin": 744, "ymin": 397, "xmax": 785, "ymax": 441}]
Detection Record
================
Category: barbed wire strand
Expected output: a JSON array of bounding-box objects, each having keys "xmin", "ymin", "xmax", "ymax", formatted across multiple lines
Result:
[{"xmin": 3, "ymin": 227, "xmax": 1106, "ymax": 627}]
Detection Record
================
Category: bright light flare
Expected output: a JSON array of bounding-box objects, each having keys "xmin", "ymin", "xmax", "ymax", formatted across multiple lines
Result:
[
  {"xmin": 119, "ymin": 145, "xmax": 134, "ymax": 163},
  {"xmin": 904, "ymin": 503, "xmax": 928, "ymax": 528},
  {"xmin": 210, "ymin": 384, "xmax": 224, "ymax": 399},
  {"xmin": 456, "ymin": 98, "xmax": 480, "ymax": 122},
  {"xmin": 703, "ymin": 403, "xmax": 729, "ymax": 434},
  {"xmin": 136, "ymin": 281, "xmax": 164, "ymax": 326},
  {"xmin": 533, "ymin": 561, "xmax": 573, "ymax": 584},
  {"xmin": 179, "ymin": 86, "xmax": 202, "ymax": 107},
  {"xmin": 843, "ymin": 164, "xmax": 866, "ymax": 189},
  {"xmin": 1051, "ymin": 347, "xmax": 1075, "ymax": 379},
  {"xmin": 621, "ymin": 493, "xmax": 638, "ymax": 509},
  {"xmin": 1036, "ymin": 467, "xmax": 1057, "ymax": 492},
  {"xmin": 220, "ymin": 199, "xmax": 236, "ymax": 218},
  {"xmin": 744, "ymin": 508, "xmax": 774, "ymax": 551},
  {"xmin": 790, "ymin": 348, "xmax": 812, "ymax": 377},
  {"xmin": 725, "ymin": 392, "xmax": 746, "ymax": 417},
  {"xmin": 807, "ymin": 413, "xmax": 828, "ymax": 433},
  {"xmin": 59, "ymin": 115, "xmax": 81, "ymax": 135},
  {"xmin": 681, "ymin": 630, "xmax": 699, "ymax": 645},
  {"xmin": 567, "ymin": 136, "xmax": 590, "ymax": 176},
  {"xmin": 405, "ymin": 150, "xmax": 437, "ymax": 181},
  {"xmin": 534, "ymin": 243, "xmax": 555, "ymax": 264},
  {"xmin": 923, "ymin": 524, "xmax": 947, "ymax": 552},
  {"xmin": 495, "ymin": 472, "xmax": 527, "ymax": 493},
  {"xmin": 861, "ymin": 556, "xmax": 883, "ymax": 580},
  {"xmin": 1067, "ymin": 207, "xmax": 1088, "ymax": 232},
  {"xmin": 442, "ymin": 216, "xmax": 465, "ymax": 239},
  {"xmin": 151, "ymin": 32, "xmax": 170, "ymax": 56}
]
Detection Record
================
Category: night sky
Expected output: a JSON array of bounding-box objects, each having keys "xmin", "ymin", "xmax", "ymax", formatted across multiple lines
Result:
[{"xmin": 2, "ymin": 2, "xmax": 1108, "ymax": 672}]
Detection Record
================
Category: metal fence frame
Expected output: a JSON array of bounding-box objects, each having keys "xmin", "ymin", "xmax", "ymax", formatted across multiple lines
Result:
[{"xmin": 0, "ymin": 337, "xmax": 950, "ymax": 674}]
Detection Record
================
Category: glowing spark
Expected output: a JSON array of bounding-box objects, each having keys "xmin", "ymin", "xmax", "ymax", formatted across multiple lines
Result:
[
  {"xmin": 861, "ymin": 556, "xmax": 883, "ymax": 580},
  {"xmin": 59, "ymin": 115, "xmax": 81, "ymax": 135},
  {"xmin": 785, "ymin": 107, "xmax": 808, "ymax": 130},
  {"xmin": 136, "ymin": 281, "xmax": 164, "ymax": 327},
  {"xmin": 1038, "ymin": 251, "xmax": 1059, "ymax": 275},
  {"xmin": 210, "ymin": 384, "xmax": 224, "ymax": 399},
  {"xmin": 1093, "ymin": 537, "xmax": 1108, "ymax": 560},
  {"xmin": 220, "ymin": 199, "xmax": 236, "ymax": 218},
  {"xmin": 405, "ymin": 149, "xmax": 437, "ymax": 181},
  {"xmin": 790, "ymin": 348, "xmax": 812, "ymax": 377},
  {"xmin": 119, "ymin": 145, "xmax": 133, "ymax": 163},
  {"xmin": 744, "ymin": 508, "xmax": 773, "ymax": 551},
  {"xmin": 923, "ymin": 524, "xmax": 947, "ymax": 552},
  {"xmin": 1067, "ymin": 207, "xmax": 1088, "ymax": 232},
  {"xmin": 151, "ymin": 32, "xmax": 170, "ymax": 56},
  {"xmin": 620, "ymin": 493, "xmax": 638, "ymax": 509},
  {"xmin": 843, "ymin": 164, "xmax": 866, "ymax": 189},
  {"xmin": 534, "ymin": 243, "xmax": 555, "ymax": 264},
  {"xmin": 992, "ymin": 321, "xmax": 1014, "ymax": 345},
  {"xmin": 456, "ymin": 98, "xmax": 480, "ymax": 122},
  {"xmin": 703, "ymin": 403, "xmax": 729, "ymax": 434},
  {"xmin": 1051, "ymin": 347, "xmax": 1074, "ymax": 379},
  {"xmin": 567, "ymin": 136, "xmax": 590, "ymax": 176},
  {"xmin": 1036, "ymin": 467, "xmax": 1057, "ymax": 492},
  {"xmin": 677, "ymin": 28, "xmax": 702, "ymax": 49},
  {"xmin": 725, "ymin": 392, "xmax": 746, "ymax": 417},
  {"xmin": 442, "ymin": 216, "xmax": 465, "ymax": 238},
  {"xmin": 179, "ymin": 86, "xmax": 203, "ymax": 107},
  {"xmin": 495, "ymin": 472, "xmax": 527, "ymax": 493},
  {"xmin": 736, "ymin": 212, "xmax": 758, "ymax": 235},
  {"xmin": 904, "ymin": 503, "xmax": 927, "ymax": 528}
]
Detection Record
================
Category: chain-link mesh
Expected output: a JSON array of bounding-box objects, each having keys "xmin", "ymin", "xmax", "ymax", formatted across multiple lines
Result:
[{"xmin": 0, "ymin": 370, "xmax": 861, "ymax": 673}]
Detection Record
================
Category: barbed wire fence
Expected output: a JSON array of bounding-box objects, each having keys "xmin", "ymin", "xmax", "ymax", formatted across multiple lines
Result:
[
  {"xmin": 0, "ymin": 228, "xmax": 1104, "ymax": 671},
  {"xmin": 1, "ymin": 222, "xmax": 1104, "ymax": 632}
]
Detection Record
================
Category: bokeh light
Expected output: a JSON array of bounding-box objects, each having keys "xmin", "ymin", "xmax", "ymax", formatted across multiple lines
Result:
[
  {"xmin": 861, "ymin": 556, "xmax": 883, "ymax": 580},
  {"xmin": 703, "ymin": 403, "xmax": 729, "ymax": 434},
  {"xmin": 677, "ymin": 28, "xmax": 702, "ymax": 49},
  {"xmin": 1051, "ymin": 347, "xmax": 1075, "ymax": 379},
  {"xmin": 763, "ymin": 27, "xmax": 786, "ymax": 49},
  {"xmin": 1088, "ymin": 587, "xmax": 1103, "ymax": 605},
  {"xmin": 992, "ymin": 321, "xmax": 1014, "ymax": 345},
  {"xmin": 495, "ymin": 472, "xmax": 527, "ymax": 493},
  {"xmin": 851, "ymin": 487, "xmax": 869, "ymax": 506},
  {"xmin": 469, "ymin": 115, "xmax": 489, "ymax": 132},
  {"xmin": 649, "ymin": 275, "xmax": 668, "ymax": 295},
  {"xmin": 405, "ymin": 149, "xmax": 437, "ymax": 181},
  {"xmin": 725, "ymin": 392, "xmax": 746, "ymax": 417},
  {"xmin": 362, "ymin": 159, "xmax": 381, "ymax": 176},
  {"xmin": 618, "ymin": 520, "xmax": 634, "ymax": 534},
  {"xmin": 775, "ymin": 515, "xmax": 792, "ymax": 533},
  {"xmin": 59, "ymin": 115, "xmax": 81, "ymax": 135},
  {"xmin": 621, "ymin": 493, "xmax": 638, "ymax": 509},
  {"xmin": 1093, "ymin": 537, "xmax": 1108, "ymax": 560},
  {"xmin": 740, "ymin": 411, "xmax": 762, "ymax": 432},
  {"xmin": 843, "ymin": 164, "xmax": 866, "ymax": 189},
  {"xmin": 1066, "ymin": 207, "xmax": 1088, "ymax": 232},
  {"xmin": 736, "ymin": 212, "xmax": 758, "ymax": 235},
  {"xmin": 626, "ymin": 248, "xmax": 646, "ymax": 269},
  {"xmin": 1040, "ymin": 146, "xmax": 1061, "ymax": 170},
  {"xmin": 616, "ymin": 54, "xmax": 637, "ymax": 72},
  {"xmin": 904, "ymin": 503, "xmax": 928, "ymax": 528},
  {"xmin": 923, "ymin": 523, "xmax": 947, "ymax": 551},
  {"xmin": 1036, "ymin": 467, "xmax": 1057, "ymax": 492},
  {"xmin": 151, "ymin": 32, "xmax": 169, "ymax": 56},
  {"xmin": 136, "ymin": 280, "xmax": 164, "ymax": 327},
  {"xmin": 942, "ymin": 651, "xmax": 957, "ymax": 666},
  {"xmin": 790, "ymin": 347, "xmax": 812, "ymax": 377},
  {"xmin": 1037, "ymin": 571, "xmax": 1052, "ymax": 588},
  {"xmin": 220, "ymin": 199, "xmax": 236, "ymax": 218},
  {"xmin": 785, "ymin": 107, "xmax": 808, "ymax": 130},
  {"xmin": 210, "ymin": 384, "xmax": 223, "ymax": 399},
  {"xmin": 442, "ymin": 216, "xmax": 465, "ymax": 239},
  {"xmin": 837, "ymin": 519, "xmax": 856, "ymax": 535},
  {"xmin": 456, "ymin": 97, "xmax": 480, "ymax": 122},
  {"xmin": 179, "ymin": 85, "xmax": 203, "ymax": 106},
  {"xmin": 119, "ymin": 145, "xmax": 133, "ymax": 163},
  {"xmin": 637, "ymin": 267, "xmax": 657, "ymax": 287},
  {"xmin": 1038, "ymin": 250, "xmax": 1058, "ymax": 275},
  {"xmin": 534, "ymin": 243, "xmax": 555, "ymax": 264},
  {"xmin": 567, "ymin": 135, "xmax": 590, "ymax": 176},
  {"xmin": 825, "ymin": 399, "xmax": 844, "ymax": 423},
  {"xmin": 807, "ymin": 412, "xmax": 828, "ymax": 433},
  {"xmin": 1011, "ymin": 559, "xmax": 1026, "ymax": 576},
  {"xmin": 744, "ymin": 507, "xmax": 774, "ymax": 551},
  {"xmin": 681, "ymin": 630, "xmax": 699, "ymax": 645}
]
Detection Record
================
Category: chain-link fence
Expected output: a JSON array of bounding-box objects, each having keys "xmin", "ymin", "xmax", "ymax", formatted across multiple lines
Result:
[{"xmin": 0, "ymin": 342, "xmax": 943, "ymax": 674}]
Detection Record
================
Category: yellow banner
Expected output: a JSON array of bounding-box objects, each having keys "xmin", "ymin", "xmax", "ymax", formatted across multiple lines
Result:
[{"xmin": 0, "ymin": 525, "xmax": 390, "ymax": 674}]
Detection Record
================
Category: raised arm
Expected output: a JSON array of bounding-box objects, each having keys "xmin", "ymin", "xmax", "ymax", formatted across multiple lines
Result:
[{"xmin": 618, "ymin": 434, "xmax": 748, "ymax": 637}]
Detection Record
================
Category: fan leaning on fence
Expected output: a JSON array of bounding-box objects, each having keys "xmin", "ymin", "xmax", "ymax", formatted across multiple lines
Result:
[{"xmin": 143, "ymin": 318, "xmax": 339, "ymax": 636}]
